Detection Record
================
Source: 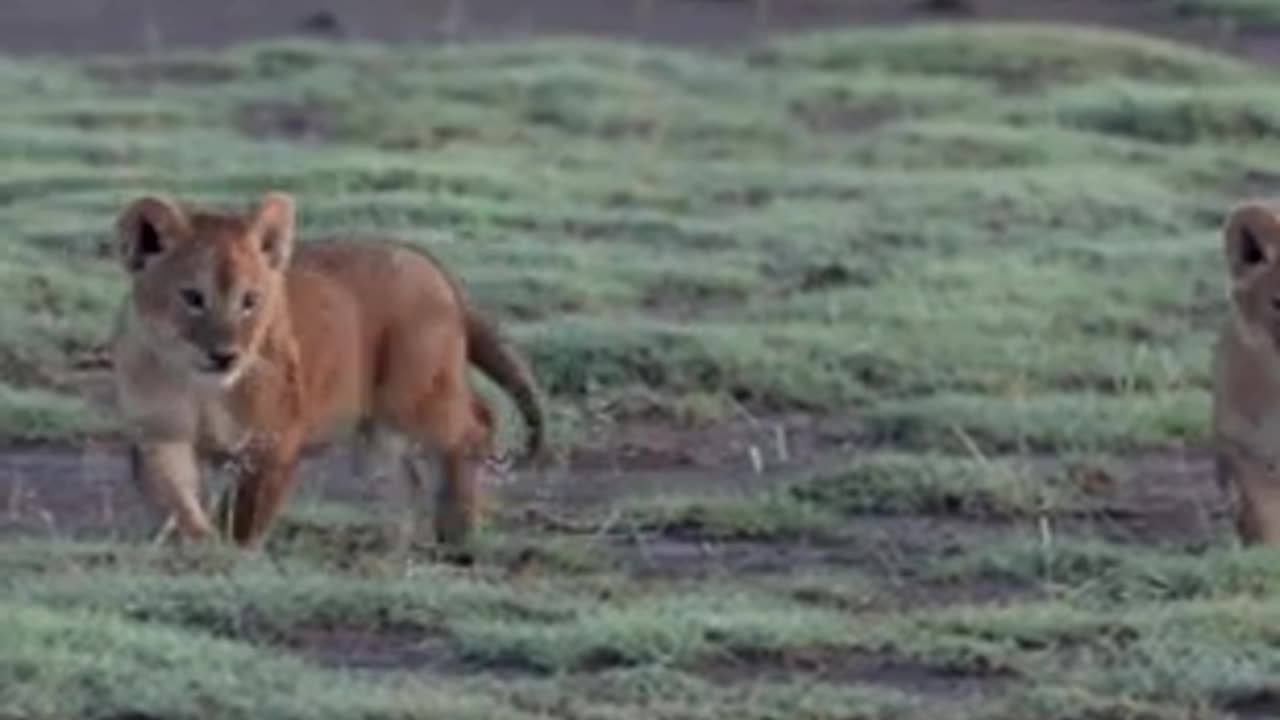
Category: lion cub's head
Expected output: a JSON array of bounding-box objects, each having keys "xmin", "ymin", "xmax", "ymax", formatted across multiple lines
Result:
[
  {"xmin": 115, "ymin": 192, "xmax": 296, "ymax": 385},
  {"xmin": 1223, "ymin": 202, "xmax": 1280, "ymax": 353}
]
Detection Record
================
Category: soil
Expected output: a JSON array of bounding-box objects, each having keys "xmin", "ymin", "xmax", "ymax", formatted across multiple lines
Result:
[
  {"xmin": 283, "ymin": 626, "xmax": 456, "ymax": 672},
  {"xmin": 693, "ymin": 647, "xmax": 1019, "ymax": 702},
  {"xmin": 0, "ymin": 0, "xmax": 1272, "ymax": 706}
]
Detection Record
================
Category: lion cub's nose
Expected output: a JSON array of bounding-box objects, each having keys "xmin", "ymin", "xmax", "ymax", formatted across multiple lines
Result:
[{"xmin": 207, "ymin": 349, "xmax": 239, "ymax": 372}]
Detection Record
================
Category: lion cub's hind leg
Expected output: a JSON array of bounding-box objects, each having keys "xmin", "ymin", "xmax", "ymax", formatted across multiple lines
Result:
[
  {"xmin": 374, "ymin": 313, "xmax": 496, "ymax": 549},
  {"xmin": 352, "ymin": 421, "xmax": 424, "ymax": 557},
  {"xmin": 393, "ymin": 412, "xmax": 489, "ymax": 549},
  {"xmin": 384, "ymin": 379, "xmax": 492, "ymax": 548},
  {"xmin": 1219, "ymin": 451, "xmax": 1280, "ymax": 545},
  {"xmin": 391, "ymin": 400, "xmax": 494, "ymax": 558}
]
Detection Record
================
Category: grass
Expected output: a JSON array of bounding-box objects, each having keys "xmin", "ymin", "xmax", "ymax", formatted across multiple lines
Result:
[
  {"xmin": 793, "ymin": 452, "xmax": 1064, "ymax": 517},
  {"xmin": 0, "ymin": 602, "xmax": 532, "ymax": 720},
  {"xmin": 1, "ymin": 16, "xmax": 1279, "ymax": 720},
  {"xmin": 0, "ymin": 22, "xmax": 1257, "ymax": 453}
]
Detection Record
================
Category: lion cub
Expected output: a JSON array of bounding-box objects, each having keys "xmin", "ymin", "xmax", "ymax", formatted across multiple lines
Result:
[
  {"xmin": 110, "ymin": 191, "xmax": 544, "ymax": 548},
  {"xmin": 1212, "ymin": 201, "xmax": 1280, "ymax": 544}
]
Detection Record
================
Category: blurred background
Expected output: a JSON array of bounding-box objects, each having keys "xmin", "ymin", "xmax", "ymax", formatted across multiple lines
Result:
[{"xmin": 2, "ymin": 0, "xmax": 1278, "ymax": 58}]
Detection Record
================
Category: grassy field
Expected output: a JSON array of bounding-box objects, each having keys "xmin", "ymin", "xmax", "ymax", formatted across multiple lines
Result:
[{"xmin": 1, "ymin": 19, "xmax": 1280, "ymax": 719}]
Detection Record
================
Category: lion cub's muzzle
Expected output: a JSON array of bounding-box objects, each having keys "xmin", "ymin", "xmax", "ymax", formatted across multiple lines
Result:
[{"xmin": 196, "ymin": 345, "xmax": 243, "ymax": 378}]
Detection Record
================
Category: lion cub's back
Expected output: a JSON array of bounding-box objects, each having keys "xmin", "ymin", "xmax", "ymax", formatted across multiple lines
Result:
[
  {"xmin": 292, "ymin": 235, "xmax": 465, "ymax": 317},
  {"xmin": 288, "ymin": 235, "xmax": 467, "ymax": 362}
]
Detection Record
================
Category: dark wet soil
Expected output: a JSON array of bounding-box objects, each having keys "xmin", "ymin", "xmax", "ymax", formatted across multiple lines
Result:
[
  {"xmin": 694, "ymin": 646, "xmax": 1018, "ymax": 702},
  {"xmin": 284, "ymin": 625, "xmax": 455, "ymax": 672}
]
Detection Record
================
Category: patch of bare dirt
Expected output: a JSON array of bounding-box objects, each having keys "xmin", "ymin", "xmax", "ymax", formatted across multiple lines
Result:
[
  {"xmin": 0, "ymin": 398, "xmax": 870, "ymax": 544},
  {"xmin": 0, "ymin": 437, "xmax": 1224, "ymax": 550},
  {"xmin": 555, "ymin": 411, "xmax": 867, "ymax": 478},
  {"xmin": 284, "ymin": 626, "xmax": 455, "ymax": 672},
  {"xmin": 1220, "ymin": 689, "xmax": 1280, "ymax": 720},
  {"xmin": 0, "ymin": 442, "xmax": 146, "ymax": 539},
  {"xmin": 1057, "ymin": 450, "xmax": 1226, "ymax": 548},
  {"xmin": 692, "ymin": 646, "xmax": 1018, "ymax": 701}
]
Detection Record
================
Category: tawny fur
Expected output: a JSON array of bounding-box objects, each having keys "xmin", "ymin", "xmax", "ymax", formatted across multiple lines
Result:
[
  {"xmin": 110, "ymin": 191, "xmax": 544, "ymax": 549},
  {"xmin": 1213, "ymin": 201, "xmax": 1280, "ymax": 544}
]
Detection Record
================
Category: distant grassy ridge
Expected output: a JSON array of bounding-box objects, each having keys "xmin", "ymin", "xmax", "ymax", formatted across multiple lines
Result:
[{"xmin": 0, "ymin": 24, "xmax": 1271, "ymax": 456}]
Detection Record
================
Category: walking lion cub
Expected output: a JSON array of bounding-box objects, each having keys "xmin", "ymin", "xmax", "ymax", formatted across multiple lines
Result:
[
  {"xmin": 110, "ymin": 191, "xmax": 544, "ymax": 549},
  {"xmin": 1213, "ymin": 201, "xmax": 1280, "ymax": 544}
]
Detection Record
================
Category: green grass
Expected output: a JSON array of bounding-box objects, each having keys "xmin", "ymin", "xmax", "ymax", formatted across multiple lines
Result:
[
  {"xmin": 927, "ymin": 540, "xmax": 1280, "ymax": 604},
  {"xmin": 0, "ymin": 602, "xmax": 532, "ymax": 720},
  {"xmin": 0, "ymin": 22, "xmax": 1259, "ymax": 455},
  {"xmin": 890, "ymin": 597, "xmax": 1280, "ymax": 711},
  {"xmin": 793, "ymin": 452, "xmax": 1065, "ymax": 517},
  {"xmin": 1, "ymin": 19, "xmax": 1279, "ymax": 720}
]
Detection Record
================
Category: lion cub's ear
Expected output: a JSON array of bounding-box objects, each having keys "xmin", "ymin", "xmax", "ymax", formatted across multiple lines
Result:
[
  {"xmin": 115, "ymin": 195, "xmax": 190, "ymax": 274},
  {"xmin": 1224, "ymin": 202, "xmax": 1280, "ymax": 281},
  {"xmin": 250, "ymin": 191, "xmax": 296, "ymax": 271}
]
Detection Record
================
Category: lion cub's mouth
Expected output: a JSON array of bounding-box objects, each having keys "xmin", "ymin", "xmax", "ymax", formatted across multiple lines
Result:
[{"xmin": 197, "ymin": 348, "xmax": 244, "ymax": 382}]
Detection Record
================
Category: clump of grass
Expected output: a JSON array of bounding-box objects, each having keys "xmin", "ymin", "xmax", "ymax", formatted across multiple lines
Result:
[
  {"xmin": 752, "ymin": 24, "xmax": 1257, "ymax": 86},
  {"xmin": 0, "ymin": 383, "xmax": 109, "ymax": 439},
  {"xmin": 867, "ymin": 389, "xmax": 1207, "ymax": 453},
  {"xmin": 1032, "ymin": 81, "xmax": 1280, "ymax": 144},
  {"xmin": 849, "ymin": 121, "xmax": 1165, "ymax": 170},
  {"xmin": 614, "ymin": 490, "xmax": 847, "ymax": 542},
  {"xmin": 507, "ymin": 667, "xmax": 921, "ymax": 720},
  {"xmin": 14, "ymin": 567, "xmax": 587, "ymax": 642},
  {"xmin": 929, "ymin": 540, "xmax": 1280, "ymax": 606},
  {"xmin": 890, "ymin": 597, "xmax": 1280, "ymax": 710},
  {"xmin": 793, "ymin": 452, "xmax": 1062, "ymax": 517},
  {"xmin": 451, "ymin": 591, "xmax": 858, "ymax": 672},
  {"xmin": 523, "ymin": 319, "xmax": 882, "ymax": 412},
  {"xmin": 0, "ymin": 601, "xmax": 529, "ymax": 720}
]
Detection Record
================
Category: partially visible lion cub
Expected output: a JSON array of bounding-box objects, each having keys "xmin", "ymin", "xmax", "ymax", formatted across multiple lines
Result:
[
  {"xmin": 1212, "ymin": 201, "xmax": 1280, "ymax": 544},
  {"xmin": 110, "ymin": 191, "xmax": 544, "ymax": 549}
]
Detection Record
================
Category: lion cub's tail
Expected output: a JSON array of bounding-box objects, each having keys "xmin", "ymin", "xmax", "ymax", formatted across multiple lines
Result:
[{"xmin": 464, "ymin": 308, "xmax": 546, "ymax": 464}]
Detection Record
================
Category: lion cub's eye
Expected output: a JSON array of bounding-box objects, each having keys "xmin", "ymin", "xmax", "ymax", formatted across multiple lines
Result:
[
  {"xmin": 179, "ymin": 288, "xmax": 205, "ymax": 312},
  {"xmin": 241, "ymin": 290, "xmax": 260, "ymax": 313}
]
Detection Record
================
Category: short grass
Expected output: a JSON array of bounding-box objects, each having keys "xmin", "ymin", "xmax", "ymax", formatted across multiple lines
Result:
[
  {"xmin": 0, "ymin": 18, "xmax": 1278, "ymax": 720},
  {"xmin": 0, "ymin": 22, "xmax": 1263, "ymax": 455}
]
